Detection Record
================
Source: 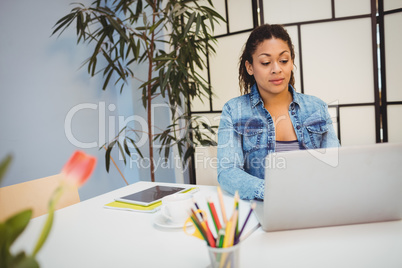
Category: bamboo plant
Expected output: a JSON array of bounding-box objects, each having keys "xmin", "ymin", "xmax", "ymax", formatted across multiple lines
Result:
[{"xmin": 53, "ymin": 0, "xmax": 224, "ymax": 182}]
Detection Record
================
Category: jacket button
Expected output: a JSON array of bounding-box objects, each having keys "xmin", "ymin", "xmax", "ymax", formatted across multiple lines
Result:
[{"xmin": 296, "ymin": 125, "xmax": 301, "ymax": 130}]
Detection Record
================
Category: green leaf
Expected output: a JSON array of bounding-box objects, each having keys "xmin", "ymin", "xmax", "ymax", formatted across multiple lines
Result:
[
  {"xmin": 107, "ymin": 16, "xmax": 129, "ymax": 41},
  {"xmin": 116, "ymin": 141, "xmax": 127, "ymax": 165},
  {"xmin": 183, "ymin": 146, "xmax": 195, "ymax": 163},
  {"xmin": 135, "ymin": 0, "xmax": 143, "ymax": 16},
  {"xmin": 90, "ymin": 56, "xmax": 98, "ymax": 77},
  {"xmin": 195, "ymin": 13, "xmax": 201, "ymax": 35},
  {"xmin": 161, "ymin": 63, "xmax": 172, "ymax": 90},
  {"xmin": 142, "ymin": 11, "xmax": 147, "ymax": 26},
  {"xmin": 123, "ymin": 139, "xmax": 131, "ymax": 155},
  {"xmin": 105, "ymin": 140, "xmax": 117, "ymax": 172},
  {"xmin": 0, "ymin": 221, "xmax": 7, "ymax": 248},
  {"xmin": 149, "ymin": 19, "xmax": 164, "ymax": 34},
  {"xmin": 0, "ymin": 154, "xmax": 12, "ymax": 183},
  {"xmin": 51, "ymin": 12, "xmax": 77, "ymax": 37},
  {"xmin": 126, "ymin": 137, "xmax": 144, "ymax": 158},
  {"xmin": 11, "ymin": 253, "xmax": 40, "ymax": 268},
  {"xmin": 118, "ymin": 125, "xmax": 127, "ymax": 135},
  {"xmin": 182, "ymin": 12, "xmax": 196, "ymax": 38},
  {"xmin": 4, "ymin": 209, "xmax": 32, "ymax": 246},
  {"xmin": 202, "ymin": 6, "xmax": 226, "ymax": 23},
  {"xmin": 162, "ymin": 142, "xmax": 171, "ymax": 161},
  {"xmin": 103, "ymin": 68, "xmax": 114, "ymax": 90},
  {"xmin": 93, "ymin": 31, "xmax": 107, "ymax": 58}
]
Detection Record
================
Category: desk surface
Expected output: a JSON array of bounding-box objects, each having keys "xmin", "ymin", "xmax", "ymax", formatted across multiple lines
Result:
[
  {"xmin": 12, "ymin": 181, "xmax": 402, "ymax": 268},
  {"xmin": 12, "ymin": 181, "xmax": 259, "ymax": 268},
  {"xmin": 244, "ymin": 220, "xmax": 402, "ymax": 268}
]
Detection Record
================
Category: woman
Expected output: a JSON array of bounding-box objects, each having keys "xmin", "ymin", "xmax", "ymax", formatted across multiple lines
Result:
[{"xmin": 217, "ymin": 24, "xmax": 339, "ymax": 200}]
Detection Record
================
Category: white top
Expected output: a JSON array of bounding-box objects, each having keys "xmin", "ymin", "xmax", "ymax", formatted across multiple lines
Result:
[{"xmin": 275, "ymin": 140, "xmax": 300, "ymax": 152}]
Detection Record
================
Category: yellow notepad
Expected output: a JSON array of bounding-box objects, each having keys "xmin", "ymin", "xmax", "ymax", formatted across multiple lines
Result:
[
  {"xmin": 103, "ymin": 187, "xmax": 199, "ymax": 213},
  {"xmin": 104, "ymin": 200, "xmax": 162, "ymax": 213}
]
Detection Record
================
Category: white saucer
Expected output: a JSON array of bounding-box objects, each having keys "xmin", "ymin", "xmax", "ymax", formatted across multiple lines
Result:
[{"xmin": 154, "ymin": 213, "xmax": 192, "ymax": 229}]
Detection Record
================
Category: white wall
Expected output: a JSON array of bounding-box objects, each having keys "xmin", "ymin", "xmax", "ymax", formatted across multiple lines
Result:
[{"xmin": 0, "ymin": 0, "xmax": 177, "ymax": 200}]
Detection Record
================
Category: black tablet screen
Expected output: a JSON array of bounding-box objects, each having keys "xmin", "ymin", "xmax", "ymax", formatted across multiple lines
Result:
[{"xmin": 119, "ymin": 186, "xmax": 185, "ymax": 204}]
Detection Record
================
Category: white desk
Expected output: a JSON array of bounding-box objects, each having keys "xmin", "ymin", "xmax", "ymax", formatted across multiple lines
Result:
[
  {"xmin": 11, "ymin": 182, "xmax": 259, "ymax": 268},
  {"xmin": 243, "ymin": 219, "xmax": 402, "ymax": 268},
  {"xmin": 12, "ymin": 181, "xmax": 402, "ymax": 267}
]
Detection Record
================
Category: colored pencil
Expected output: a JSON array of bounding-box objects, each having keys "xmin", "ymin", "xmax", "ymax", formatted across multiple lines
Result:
[
  {"xmin": 227, "ymin": 209, "xmax": 238, "ymax": 247},
  {"xmin": 217, "ymin": 228, "xmax": 225, "ymax": 248},
  {"xmin": 233, "ymin": 191, "xmax": 240, "ymax": 238},
  {"xmin": 197, "ymin": 207, "xmax": 216, "ymax": 244},
  {"xmin": 190, "ymin": 209, "xmax": 209, "ymax": 244},
  {"xmin": 193, "ymin": 198, "xmax": 203, "ymax": 219},
  {"xmin": 222, "ymin": 220, "xmax": 232, "ymax": 248},
  {"xmin": 235, "ymin": 201, "xmax": 256, "ymax": 244},
  {"xmin": 239, "ymin": 222, "xmax": 261, "ymax": 243},
  {"xmin": 185, "ymin": 188, "xmax": 256, "ymax": 250},
  {"xmin": 200, "ymin": 219, "xmax": 216, "ymax": 247},
  {"xmin": 191, "ymin": 207, "xmax": 216, "ymax": 247},
  {"xmin": 217, "ymin": 186, "xmax": 228, "ymax": 224},
  {"xmin": 189, "ymin": 214, "xmax": 208, "ymax": 242},
  {"xmin": 207, "ymin": 198, "xmax": 222, "ymax": 233},
  {"xmin": 193, "ymin": 198, "xmax": 215, "ymax": 239}
]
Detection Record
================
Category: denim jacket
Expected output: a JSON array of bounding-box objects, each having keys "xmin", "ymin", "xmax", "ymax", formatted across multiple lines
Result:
[{"xmin": 217, "ymin": 84, "xmax": 339, "ymax": 200}]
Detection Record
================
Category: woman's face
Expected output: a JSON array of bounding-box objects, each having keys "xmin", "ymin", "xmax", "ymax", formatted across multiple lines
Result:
[{"xmin": 245, "ymin": 38, "xmax": 293, "ymax": 99}]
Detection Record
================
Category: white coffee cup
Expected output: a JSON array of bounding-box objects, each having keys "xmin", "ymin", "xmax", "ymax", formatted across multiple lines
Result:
[{"xmin": 161, "ymin": 193, "xmax": 193, "ymax": 225}]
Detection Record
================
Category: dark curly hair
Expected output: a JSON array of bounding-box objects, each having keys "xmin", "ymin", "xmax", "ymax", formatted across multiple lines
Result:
[{"xmin": 239, "ymin": 24, "xmax": 296, "ymax": 95}]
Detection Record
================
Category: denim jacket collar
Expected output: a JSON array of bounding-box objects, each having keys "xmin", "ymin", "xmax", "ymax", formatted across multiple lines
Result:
[
  {"xmin": 289, "ymin": 85, "xmax": 301, "ymax": 107},
  {"xmin": 249, "ymin": 84, "xmax": 262, "ymax": 108},
  {"xmin": 249, "ymin": 83, "xmax": 301, "ymax": 109}
]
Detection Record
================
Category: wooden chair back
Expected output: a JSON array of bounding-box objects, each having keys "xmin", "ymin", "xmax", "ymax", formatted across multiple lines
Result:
[{"xmin": 0, "ymin": 173, "xmax": 80, "ymax": 221}]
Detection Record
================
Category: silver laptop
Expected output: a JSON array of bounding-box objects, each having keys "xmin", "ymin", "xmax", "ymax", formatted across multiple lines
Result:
[{"xmin": 254, "ymin": 142, "xmax": 402, "ymax": 232}]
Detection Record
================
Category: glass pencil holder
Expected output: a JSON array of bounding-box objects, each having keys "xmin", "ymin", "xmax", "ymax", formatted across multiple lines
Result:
[{"xmin": 207, "ymin": 243, "xmax": 241, "ymax": 268}]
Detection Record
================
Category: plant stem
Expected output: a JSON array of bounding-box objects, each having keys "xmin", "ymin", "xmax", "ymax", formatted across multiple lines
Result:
[
  {"xmin": 32, "ymin": 185, "xmax": 64, "ymax": 257},
  {"xmin": 147, "ymin": 0, "xmax": 158, "ymax": 182}
]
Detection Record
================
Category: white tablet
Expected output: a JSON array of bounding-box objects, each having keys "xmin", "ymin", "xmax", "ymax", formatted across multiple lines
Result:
[{"xmin": 115, "ymin": 185, "xmax": 188, "ymax": 206}]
